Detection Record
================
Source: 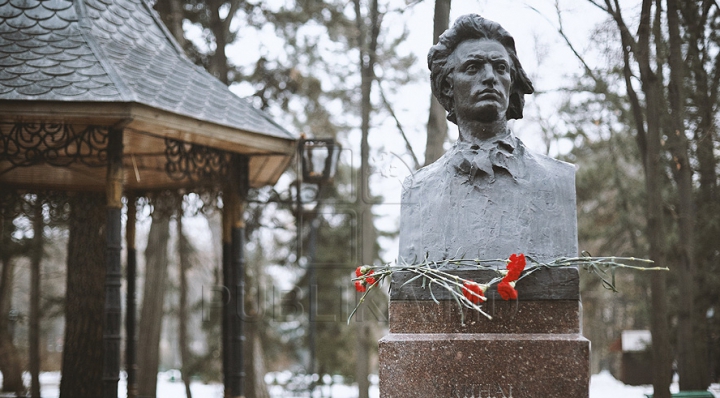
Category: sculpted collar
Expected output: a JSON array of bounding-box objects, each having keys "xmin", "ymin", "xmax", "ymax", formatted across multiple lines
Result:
[{"xmin": 445, "ymin": 132, "xmax": 526, "ymax": 182}]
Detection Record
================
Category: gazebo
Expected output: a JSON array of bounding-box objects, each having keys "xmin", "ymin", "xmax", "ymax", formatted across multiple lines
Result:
[{"xmin": 0, "ymin": 0, "xmax": 297, "ymax": 397}]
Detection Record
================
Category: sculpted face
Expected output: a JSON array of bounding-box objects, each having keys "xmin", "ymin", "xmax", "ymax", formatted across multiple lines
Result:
[{"xmin": 449, "ymin": 38, "xmax": 513, "ymax": 124}]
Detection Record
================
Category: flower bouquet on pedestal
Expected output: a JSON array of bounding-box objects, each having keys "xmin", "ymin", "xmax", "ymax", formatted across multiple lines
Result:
[{"xmin": 349, "ymin": 252, "xmax": 667, "ymax": 324}]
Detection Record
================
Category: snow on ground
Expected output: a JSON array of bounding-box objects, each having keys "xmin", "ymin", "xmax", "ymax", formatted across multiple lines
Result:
[
  {"xmin": 589, "ymin": 370, "xmax": 660, "ymax": 398},
  {"xmin": 4, "ymin": 370, "xmax": 719, "ymax": 397},
  {"xmin": 589, "ymin": 371, "xmax": 720, "ymax": 398}
]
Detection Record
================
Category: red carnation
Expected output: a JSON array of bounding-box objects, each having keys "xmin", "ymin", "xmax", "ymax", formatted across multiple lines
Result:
[
  {"xmin": 504, "ymin": 253, "xmax": 526, "ymax": 282},
  {"xmin": 355, "ymin": 280, "xmax": 366, "ymax": 293},
  {"xmin": 497, "ymin": 281, "xmax": 518, "ymax": 300},
  {"xmin": 355, "ymin": 266, "xmax": 363, "ymax": 277},
  {"xmin": 462, "ymin": 281, "xmax": 485, "ymax": 304},
  {"xmin": 364, "ymin": 269, "xmax": 376, "ymax": 285}
]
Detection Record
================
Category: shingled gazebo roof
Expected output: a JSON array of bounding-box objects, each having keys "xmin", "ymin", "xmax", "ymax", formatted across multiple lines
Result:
[{"xmin": 0, "ymin": 0, "xmax": 297, "ymax": 190}]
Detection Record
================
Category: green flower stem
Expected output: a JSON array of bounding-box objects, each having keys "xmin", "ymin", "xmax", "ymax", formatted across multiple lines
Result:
[{"xmin": 347, "ymin": 256, "xmax": 667, "ymax": 323}]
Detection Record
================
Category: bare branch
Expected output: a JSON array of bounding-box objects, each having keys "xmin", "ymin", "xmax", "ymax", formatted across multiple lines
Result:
[
  {"xmin": 387, "ymin": 0, "xmax": 424, "ymax": 15},
  {"xmin": 621, "ymin": 35, "xmax": 648, "ymax": 161},
  {"xmin": 222, "ymin": 0, "xmax": 241, "ymax": 34},
  {"xmin": 586, "ymin": 0, "xmax": 609, "ymax": 12},
  {"xmin": 710, "ymin": 47, "xmax": 720, "ymax": 107},
  {"xmin": 377, "ymin": 81, "xmax": 421, "ymax": 170},
  {"xmin": 701, "ymin": 0, "xmax": 713, "ymax": 25},
  {"xmin": 527, "ymin": 3, "xmax": 601, "ymax": 86},
  {"xmin": 598, "ymin": 0, "xmax": 640, "ymax": 54},
  {"xmin": 634, "ymin": 0, "xmax": 654, "ymax": 80}
]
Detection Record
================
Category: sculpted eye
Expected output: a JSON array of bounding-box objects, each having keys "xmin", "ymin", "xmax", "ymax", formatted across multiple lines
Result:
[
  {"xmin": 465, "ymin": 63, "xmax": 479, "ymax": 73},
  {"xmin": 495, "ymin": 63, "xmax": 508, "ymax": 73}
]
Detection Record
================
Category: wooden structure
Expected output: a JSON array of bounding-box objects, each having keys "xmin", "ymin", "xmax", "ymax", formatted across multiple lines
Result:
[
  {"xmin": 618, "ymin": 330, "xmax": 654, "ymax": 386},
  {"xmin": 0, "ymin": 0, "xmax": 297, "ymax": 397}
]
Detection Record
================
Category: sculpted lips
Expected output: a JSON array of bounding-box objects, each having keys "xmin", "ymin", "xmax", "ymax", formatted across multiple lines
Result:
[{"xmin": 475, "ymin": 88, "xmax": 502, "ymax": 101}]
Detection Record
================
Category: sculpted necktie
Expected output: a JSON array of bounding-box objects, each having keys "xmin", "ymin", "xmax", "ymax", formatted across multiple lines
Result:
[{"xmin": 447, "ymin": 134, "xmax": 525, "ymax": 182}]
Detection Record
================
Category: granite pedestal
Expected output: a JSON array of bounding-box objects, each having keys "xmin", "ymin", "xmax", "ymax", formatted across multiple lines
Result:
[{"xmin": 378, "ymin": 268, "xmax": 590, "ymax": 398}]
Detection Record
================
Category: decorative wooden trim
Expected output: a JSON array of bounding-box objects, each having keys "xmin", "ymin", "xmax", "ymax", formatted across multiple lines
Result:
[
  {"xmin": 0, "ymin": 123, "xmax": 109, "ymax": 169},
  {"xmin": 0, "ymin": 101, "xmax": 297, "ymax": 157},
  {"xmin": 164, "ymin": 138, "xmax": 231, "ymax": 183},
  {"xmin": 1, "ymin": 103, "xmax": 297, "ymax": 188}
]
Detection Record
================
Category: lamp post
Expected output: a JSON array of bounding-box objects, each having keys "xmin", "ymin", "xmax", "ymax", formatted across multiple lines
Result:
[{"xmin": 298, "ymin": 138, "xmax": 340, "ymax": 394}]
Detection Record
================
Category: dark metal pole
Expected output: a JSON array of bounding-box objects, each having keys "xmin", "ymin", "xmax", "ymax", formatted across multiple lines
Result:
[
  {"xmin": 104, "ymin": 128, "xmax": 123, "ymax": 398},
  {"xmin": 230, "ymin": 206, "xmax": 246, "ymax": 398},
  {"xmin": 229, "ymin": 154, "xmax": 249, "ymax": 398},
  {"xmin": 306, "ymin": 192, "xmax": 323, "ymax": 393},
  {"xmin": 29, "ymin": 195, "xmax": 43, "ymax": 398},
  {"xmin": 222, "ymin": 204, "xmax": 232, "ymax": 398},
  {"xmin": 125, "ymin": 195, "xmax": 138, "ymax": 398},
  {"xmin": 307, "ymin": 215, "xmax": 319, "ymax": 392}
]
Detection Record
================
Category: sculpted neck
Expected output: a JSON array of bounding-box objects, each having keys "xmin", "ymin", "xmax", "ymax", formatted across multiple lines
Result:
[{"xmin": 457, "ymin": 118, "xmax": 509, "ymax": 145}]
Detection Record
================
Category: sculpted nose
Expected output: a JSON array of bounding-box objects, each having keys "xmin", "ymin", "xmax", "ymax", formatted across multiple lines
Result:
[{"xmin": 480, "ymin": 64, "xmax": 496, "ymax": 85}]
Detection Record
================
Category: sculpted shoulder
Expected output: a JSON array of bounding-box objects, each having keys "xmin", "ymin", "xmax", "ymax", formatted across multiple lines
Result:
[
  {"xmin": 401, "ymin": 138, "xmax": 576, "ymax": 200},
  {"xmin": 401, "ymin": 153, "xmax": 450, "ymax": 193},
  {"xmin": 524, "ymin": 149, "xmax": 576, "ymax": 186}
]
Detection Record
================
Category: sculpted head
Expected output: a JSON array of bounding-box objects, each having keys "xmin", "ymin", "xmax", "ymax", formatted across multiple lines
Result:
[{"xmin": 428, "ymin": 14, "xmax": 534, "ymax": 124}]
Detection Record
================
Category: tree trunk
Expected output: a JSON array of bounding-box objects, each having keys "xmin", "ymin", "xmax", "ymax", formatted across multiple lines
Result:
[
  {"xmin": 0, "ymin": 197, "xmax": 24, "ymax": 395},
  {"xmin": 59, "ymin": 192, "xmax": 106, "ymax": 398},
  {"xmin": 30, "ymin": 197, "xmax": 43, "ymax": 398},
  {"xmin": 208, "ymin": 0, "xmax": 229, "ymax": 84},
  {"xmin": 353, "ymin": 0, "xmax": 379, "ymax": 396},
  {"xmin": 154, "ymin": 0, "xmax": 186, "ymax": 46},
  {"xmin": 244, "ymin": 323, "xmax": 271, "ymax": 398},
  {"xmin": 665, "ymin": 0, "xmax": 705, "ymax": 390},
  {"xmin": 607, "ymin": 0, "xmax": 672, "ymax": 394},
  {"xmin": 680, "ymin": 0, "xmax": 718, "ymax": 388},
  {"xmin": 0, "ymin": 257, "xmax": 24, "ymax": 396},
  {"xmin": 178, "ymin": 213, "xmax": 193, "ymax": 398},
  {"xmin": 609, "ymin": 1, "xmax": 673, "ymax": 395},
  {"xmin": 424, "ymin": 0, "xmax": 451, "ymax": 166},
  {"xmin": 241, "ymin": 225, "xmax": 271, "ymax": 398},
  {"xmin": 639, "ymin": 1, "xmax": 673, "ymax": 394},
  {"xmin": 137, "ymin": 206, "xmax": 171, "ymax": 398}
]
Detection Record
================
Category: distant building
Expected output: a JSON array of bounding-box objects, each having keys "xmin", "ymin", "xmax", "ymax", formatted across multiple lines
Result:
[{"xmin": 612, "ymin": 330, "xmax": 653, "ymax": 386}]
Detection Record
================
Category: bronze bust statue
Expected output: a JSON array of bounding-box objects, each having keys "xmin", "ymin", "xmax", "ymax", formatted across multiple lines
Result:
[{"xmin": 399, "ymin": 14, "xmax": 578, "ymax": 264}]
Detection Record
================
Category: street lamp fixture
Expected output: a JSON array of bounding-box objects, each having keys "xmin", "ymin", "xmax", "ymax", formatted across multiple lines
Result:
[{"xmin": 299, "ymin": 138, "xmax": 340, "ymax": 185}]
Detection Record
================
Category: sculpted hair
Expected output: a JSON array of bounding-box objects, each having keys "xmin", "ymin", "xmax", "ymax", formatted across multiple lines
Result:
[{"xmin": 428, "ymin": 14, "xmax": 534, "ymax": 123}]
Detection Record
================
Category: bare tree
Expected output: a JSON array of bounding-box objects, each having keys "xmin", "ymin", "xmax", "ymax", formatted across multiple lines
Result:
[
  {"xmin": 177, "ymin": 211, "xmax": 193, "ymax": 398},
  {"xmin": 424, "ymin": 0, "xmax": 451, "ymax": 166},
  {"xmin": 586, "ymin": 0, "xmax": 677, "ymax": 395},
  {"xmin": 0, "ymin": 195, "xmax": 26, "ymax": 395},
  {"xmin": 137, "ymin": 201, "xmax": 172, "ymax": 398},
  {"xmin": 59, "ymin": 193, "xmax": 106, "ymax": 398}
]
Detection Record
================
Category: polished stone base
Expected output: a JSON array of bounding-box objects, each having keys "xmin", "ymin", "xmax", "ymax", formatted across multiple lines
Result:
[
  {"xmin": 379, "ymin": 333, "xmax": 590, "ymax": 398},
  {"xmin": 389, "ymin": 300, "xmax": 581, "ymax": 334},
  {"xmin": 379, "ymin": 268, "xmax": 590, "ymax": 397}
]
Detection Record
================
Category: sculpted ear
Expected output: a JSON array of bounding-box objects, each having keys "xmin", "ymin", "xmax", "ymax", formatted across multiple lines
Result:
[{"xmin": 441, "ymin": 75, "xmax": 453, "ymax": 99}]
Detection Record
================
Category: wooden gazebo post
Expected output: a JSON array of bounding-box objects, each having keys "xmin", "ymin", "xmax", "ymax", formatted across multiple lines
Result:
[{"xmin": 104, "ymin": 128, "xmax": 124, "ymax": 398}]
